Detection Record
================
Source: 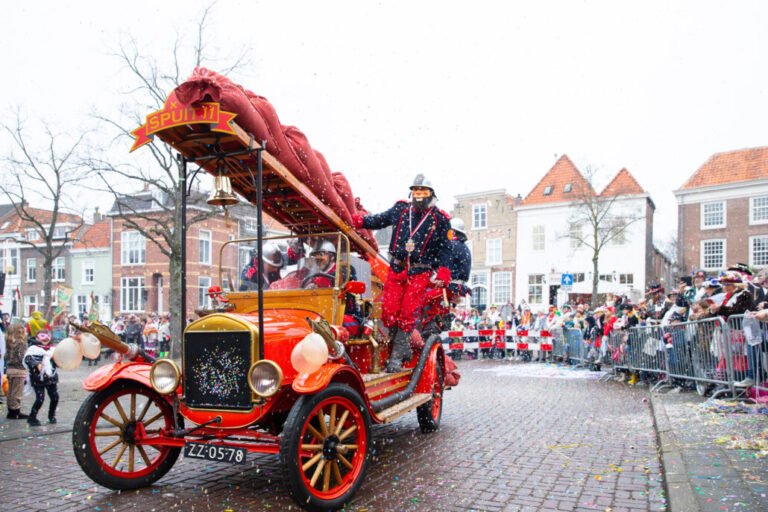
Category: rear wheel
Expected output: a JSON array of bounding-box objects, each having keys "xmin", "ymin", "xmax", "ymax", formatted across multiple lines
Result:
[
  {"xmin": 417, "ymin": 358, "xmax": 444, "ymax": 433},
  {"xmin": 281, "ymin": 384, "xmax": 371, "ymax": 511},
  {"xmin": 72, "ymin": 380, "xmax": 181, "ymax": 490}
]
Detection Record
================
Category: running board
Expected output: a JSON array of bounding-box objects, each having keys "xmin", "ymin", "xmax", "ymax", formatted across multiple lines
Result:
[
  {"xmin": 375, "ymin": 393, "xmax": 431, "ymax": 423},
  {"xmin": 362, "ymin": 370, "xmax": 413, "ymax": 387}
]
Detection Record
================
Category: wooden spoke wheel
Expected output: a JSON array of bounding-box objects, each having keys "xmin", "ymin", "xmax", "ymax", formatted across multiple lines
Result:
[
  {"xmin": 417, "ymin": 357, "xmax": 444, "ymax": 433},
  {"xmin": 281, "ymin": 383, "xmax": 371, "ymax": 511},
  {"xmin": 73, "ymin": 381, "xmax": 182, "ymax": 490}
]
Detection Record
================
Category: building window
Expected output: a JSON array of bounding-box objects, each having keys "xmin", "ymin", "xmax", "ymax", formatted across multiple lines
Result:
[
  {"xmin": 486, "ymin": 239, "xmax": 502, "ymax": 265},
  {"xmin": 532, "ymin": 225, "xmax": 545, "ymax": 251},
  {"xmin": 52, "ymin": 257, "xmax": 65, "ymax": 282},
  {"xmin": 83, "ymin": 260, "xmax": 95, "ymax": 284},
  {"xmin": 701, "ymin": 201, "xmax": 725, "ymax": 229},
  {"xmin": 121, "ymin": 231, "xmax": 146, "ymax": 265},
  {"xmin": 528, "ymin": 274, "xmax": 544, "ymax": 304},
  {"xmin": 492, "ymin": 272, "xmax": 512, "ymax": 304},
  {"xmin": 619, "ymin": 273, "xmax": 634, "ymax": 285},
  {"xmin": 573, "ymin": 273, "xmax": 585, "ymax": 283},
  {"xmin": 0, "ymin": 249, "xmax": 18, "ymax": 275},
  {"xmin": 751, "ymin": 196, "xmax": 768, "ymax": 224},
  {"xmin": 24, "ymin": 295, "xmax": 37, "ymax": 317},
  {"xmin": 26, "ymin": 258, "xmax": 36, "ymax": 282},
  {"xmin": 198, "ymin": 276, "xmax": 212, "ymax": 308},
  {"xmin": 543, "ymin": 186, "xmax": 553, "ymax": 196},
  {"xmin": 563, "ymin": 183, "xmax": 572, "ymax": 193},
  {"xmin": 53, "ymin": 225, "xmax": 68, "ymax": 239},
  {"xmin": 121, "ymin": 277, "xmax": 145, "ymax": 312},
  {"xmin": 472, "ymin": 204, "xmax": 487, "ymax": 229},
  {"xmin": 701, "ymin": 239, "xmax": 726, "ymax": 270},
  {"xmin": 599, "ymin": 274, "xmax": 613, "ymax": 282},
  {"xmin": 199, "ymin": 229, "xmax": 212, "ymax": 265},
  {"xmin": 751, "ymin": 236, "xmax": 768, "ymax": 267},
  {"xmin": 26, "ymin": 229, "xmax": 40, "ymax": 241},
  {"xmin": 76, "ymin": 295, "xmax": 88, "ymax": 315},
  {"xmin": 569, "ymin": 224, "xmax": 582, "ymax": 249},
  {"xmin": 470, "ymin": 271, "xmax": 488, "ymax": 307}
]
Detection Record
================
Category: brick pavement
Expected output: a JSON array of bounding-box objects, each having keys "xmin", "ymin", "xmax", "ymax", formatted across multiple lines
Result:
[
  {"xmin": 652, "ymin": 390, "xmax": 768, "ymax": 512},
  {"xmin": 1, "ymin": 360, "xmax": 666, "ymax": 511}
]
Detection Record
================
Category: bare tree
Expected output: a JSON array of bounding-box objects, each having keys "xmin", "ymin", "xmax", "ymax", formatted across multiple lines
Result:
[
  {"xmin": 566, "ymin": 167, "xmax": 644, "ymax": 308},
  {"xmin": 86, "ymin": 4, "xmax": 249, "ymax": 346},
  {"xmin": 0, "ymin": 111, "xmax": 89, "ymax": 320}
]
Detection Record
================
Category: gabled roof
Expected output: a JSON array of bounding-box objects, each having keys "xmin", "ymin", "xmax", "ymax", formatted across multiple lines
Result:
[
  {"xmin": 73, "ymin": 220, "xmax": 110, "ymax": 250},
  {"xmin": 0, "ymin": 204, "xmax": 15, "ymax": 220},
  {"xmin": 0, "ymin": 206, "xmax": 82, "ymax": 235},
  {"xmin": 521, "ymin": 155, "xmax": 593, "ymax": 206},
  {"xmin": 680, "ymin": 146, "xmax": 768, "ymax": 190},
  {"xmin": 600, "ymin": 168, "xmax": 645, "ymax": 197}
]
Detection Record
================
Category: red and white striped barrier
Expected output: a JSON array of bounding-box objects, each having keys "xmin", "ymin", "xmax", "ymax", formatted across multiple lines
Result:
[{"xmin": 440, "ymin": 330, "xmax": 554, "ymax": 352}]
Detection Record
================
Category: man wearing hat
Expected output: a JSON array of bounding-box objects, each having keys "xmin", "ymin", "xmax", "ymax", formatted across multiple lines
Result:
[
  {"xmin": 353, "ymin": 174, "xmax": 451, "ymax": 372},
  {"xmin": 646, "ymin": 284, "xmax": 669, "ymax": 324},
  {"xmin": 708, "ymin": 271, "xmax": 753, "ymax": 318},
  {"xmin": 728, "ymin": 263, "xmax": 766, "ymax": 306}
]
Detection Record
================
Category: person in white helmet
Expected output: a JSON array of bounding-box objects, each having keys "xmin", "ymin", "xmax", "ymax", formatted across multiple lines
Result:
[
  {"xmin": 353, "ymin": 173, "xmax": 452, "ymax": 372},
  {"xmin": 240, "ymin": 241, "xmax": 284, "ymax": 291}
]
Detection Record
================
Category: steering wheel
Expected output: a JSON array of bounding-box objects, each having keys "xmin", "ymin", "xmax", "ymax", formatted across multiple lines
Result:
[{"xmin": 301, "ymin": 272, "xmax": 335, "ymax": 289}]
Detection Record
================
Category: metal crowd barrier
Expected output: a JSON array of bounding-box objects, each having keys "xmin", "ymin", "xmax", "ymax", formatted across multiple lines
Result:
[{"xmin": 441, "ymin": 314, "xmax": 768, "ymax": 399}]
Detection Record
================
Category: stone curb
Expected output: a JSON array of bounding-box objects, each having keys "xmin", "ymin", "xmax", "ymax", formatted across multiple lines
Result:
[{"xmin": 648, "ymin": 391, "xmax": 699, "ymax": 512}]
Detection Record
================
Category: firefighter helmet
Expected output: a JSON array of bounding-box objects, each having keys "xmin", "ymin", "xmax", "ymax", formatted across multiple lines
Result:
[{"xmin": 450, "ymin": 218, "xmax": 466, "ymax": 238}]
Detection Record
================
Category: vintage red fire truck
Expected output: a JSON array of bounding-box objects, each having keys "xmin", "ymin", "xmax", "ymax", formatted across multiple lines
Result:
[{"xmin": 71, "ymin": 76, "xmax": 448, "ymax": 511}]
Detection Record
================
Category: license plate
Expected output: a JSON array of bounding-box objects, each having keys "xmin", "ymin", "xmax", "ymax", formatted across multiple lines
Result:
[{"xmin": 184, "ymin": 442, "xmax": 247, "ymax": 464}]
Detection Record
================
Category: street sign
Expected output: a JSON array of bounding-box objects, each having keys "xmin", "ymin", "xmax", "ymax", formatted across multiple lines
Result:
[{"xmin": 561, "ymin": 273, "xmax": 574, "ymax": 287}]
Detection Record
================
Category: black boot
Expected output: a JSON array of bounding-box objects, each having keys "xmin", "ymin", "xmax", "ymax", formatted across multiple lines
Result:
[
  {"xmin": 7, "ymin": 409, "xmax": 29, "ymax": 420},
  {"xmin": 386, "ymin": 329, "xmax": 413, "ymax": 373},
  {"xmin": 48, "ymin": 416, "xmax": 57, "ymax": 424},
  {"xmin": 27, "ymin": 414, "xmax": 41, "ymax": 427}
]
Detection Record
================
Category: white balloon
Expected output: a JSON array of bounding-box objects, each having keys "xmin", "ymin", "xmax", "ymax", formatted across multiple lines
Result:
[
  {"xmin": 301, "ymin": 333, "xmax": 329, "ymax": 366},
  {"xmin": 80, "ymin": 333, "xmax": 102, "ymax": 359},
  {"xmin": 53, "ymin": 337, "xmax": 83, "ymax": 370},
  {"xmin": 290, "ymin": 342, "xmax": 315, "ymax": 374}
]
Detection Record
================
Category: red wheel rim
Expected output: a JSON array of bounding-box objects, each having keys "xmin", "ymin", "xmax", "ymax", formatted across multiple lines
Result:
[
  {"xmin": 87, "ymin": 388, "xmax": 173, "ymax": 478},
  {"xmin": 431, "ymin": 366, "xmax": 443, "ymax": 420},
  {"xmin": 297, "ymin": 396, "xmax": 367, "ymax": 500}
]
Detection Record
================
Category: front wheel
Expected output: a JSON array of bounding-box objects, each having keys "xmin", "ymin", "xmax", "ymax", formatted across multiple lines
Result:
[
  {"xmin": 417, "ymin": 358, "xmax": 444, "ymax": 433},
  {"xmin": 72, "ymin": 380, "xmax": 182, "ymax": 490},
  {"xmin": 281, "ymin": 383, "xmax": 372, "ymax": 511}
]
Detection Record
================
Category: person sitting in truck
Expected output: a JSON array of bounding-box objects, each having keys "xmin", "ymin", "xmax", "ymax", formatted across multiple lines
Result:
[{"xmin": 240, "ymin": 241, "xmax": 284, "ymax": 291}]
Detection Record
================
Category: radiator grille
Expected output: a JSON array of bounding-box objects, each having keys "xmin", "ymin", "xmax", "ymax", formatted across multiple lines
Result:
[{"xmin": 183, "ymin": 330, "xmax": 253, "ymax": 410}]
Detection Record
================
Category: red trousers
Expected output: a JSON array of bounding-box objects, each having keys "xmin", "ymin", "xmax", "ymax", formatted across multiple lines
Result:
[{"xmin": 381, "ymin": 269, "xmax": 432, "ymax": 332}]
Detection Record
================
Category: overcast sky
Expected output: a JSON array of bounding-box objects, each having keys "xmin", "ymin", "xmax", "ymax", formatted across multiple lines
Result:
[{"xmin": 3, "ymin": 1, "xmax": 767, "ymax": 245}]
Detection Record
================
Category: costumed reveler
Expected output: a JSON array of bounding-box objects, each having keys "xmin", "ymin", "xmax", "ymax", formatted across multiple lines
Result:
[{"xmin": 353, "ymin": 174, "xmax": 451, "ymax": 372}]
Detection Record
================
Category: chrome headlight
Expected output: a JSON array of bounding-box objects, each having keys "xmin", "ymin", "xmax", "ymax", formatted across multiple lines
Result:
[
  {"xmin": 150, "ymin": 359, "xmax": 181, "ymax": 395},
  {"xmin": 248, "ymin": 360, "xmax": 283, "ymax": 398}
]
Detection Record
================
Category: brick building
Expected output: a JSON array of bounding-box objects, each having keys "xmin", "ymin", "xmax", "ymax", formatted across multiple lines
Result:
[
  {"xmin": 451, "ymin": 190, "xmax": 519, "ymax": 310},
  {"xmin": 674, "ymin": 147, "xmax": 768, "ymax": 276},
  {"xmin": 109, "ymin": 188, "xmax": 285, "ymax": 318}
]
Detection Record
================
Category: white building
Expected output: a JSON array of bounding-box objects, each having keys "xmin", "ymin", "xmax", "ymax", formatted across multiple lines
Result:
[{"xmin": 515, "ymin": 155, "xmax": 663, "ymax": 309}]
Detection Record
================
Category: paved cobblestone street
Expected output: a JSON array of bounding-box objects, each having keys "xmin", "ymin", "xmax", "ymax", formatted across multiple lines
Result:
[{"xmin": 1, "ymin": 360, "xmax": 666, "ymax": 512}]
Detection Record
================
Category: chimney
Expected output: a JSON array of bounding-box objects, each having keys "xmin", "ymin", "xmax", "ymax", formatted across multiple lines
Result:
[
  {"xmin": 143, "ymin": 183, "xmax": 150, "ymax": 192},
  {"xmin": 514, "ymin": 194, "xmax": 522, "ymax": 207},
  {"xmin": 93, "ymin": 207, "xmax": 101, "ymax": 222}
]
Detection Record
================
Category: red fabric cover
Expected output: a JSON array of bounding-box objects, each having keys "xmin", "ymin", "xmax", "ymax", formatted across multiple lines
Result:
[
  {"xmin": 444, "ymin": 354, "xmax": 461, "ymax": 387},
  {"xmin": 332, "ymin": 172, "xmax": 356, "ymax": 217},
  {"xmin": 409, "ymin": 329, "xmax": 425, "ymax": 351},
  {"xmin": 283, "ymin": 126, "xmax": 353, "ymax": 225},
  {"xmin": 172, "ymin": 67, "xmax": 376, "ymax": 248},
  {"xmin": 173, "ymin": 68, "xmax": 270, "ymax": 143}
]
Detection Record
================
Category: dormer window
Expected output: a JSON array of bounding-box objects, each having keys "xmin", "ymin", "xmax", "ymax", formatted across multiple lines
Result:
[
  {"xmin": 564, "ymin": 183, "xmax": 573, "ymax": 193},
  {"xmin": 543, "ymin": 186, "xmax": 553, "ymax": 196},
  {"xmin": 26, "ymin": 229, "xmax": 40, "ymax": 241}
]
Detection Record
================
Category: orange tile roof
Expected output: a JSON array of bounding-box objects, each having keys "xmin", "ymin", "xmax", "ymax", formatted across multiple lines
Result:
[
  {"xmin": 680, "ymin": 146, "xmax": 768, "ymax": 190},
  {"xmin": 74, "ymin": 220, "xmax": 110, "ymax": 249},
  {"xmin": 0, "ymin": 206, "xmax": 82, "ymax": 234},
  {"xmin": 521, "ymin": 155, "xmax": 593, "ymax": 206},
  {"xmin": 600, "ymin": 168, "xmax": 646, "ymax": 197}
]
